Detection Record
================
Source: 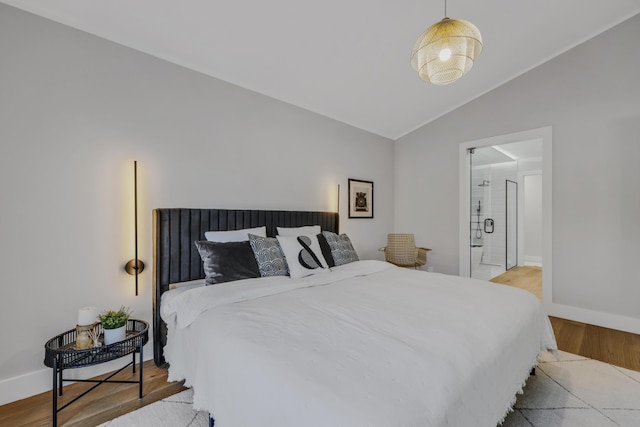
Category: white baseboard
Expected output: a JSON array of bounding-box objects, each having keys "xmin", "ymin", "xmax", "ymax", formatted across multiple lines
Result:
[
  {"xmin": 550, "ymin": 303, "xmax": 640, "ymax": 335},
  {"xmin": 524, "ymin": 256, "xmax": 542, "ymax": 267},
  {"xmin": 524, "ymin": 261, "xmax": 543, "ymax": 267},
  {"xmin": 0, "ymin": 367, "xmax": 51, "ymax": 407},
  {"xmin": 0, "ymin": 348, "xmax": 153, "ymax": 406}
]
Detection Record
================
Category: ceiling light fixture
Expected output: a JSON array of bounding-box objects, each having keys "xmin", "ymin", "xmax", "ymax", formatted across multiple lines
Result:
[{"xmin": 411, "ymin": 0, "xmax": 482, "ymax": 85}]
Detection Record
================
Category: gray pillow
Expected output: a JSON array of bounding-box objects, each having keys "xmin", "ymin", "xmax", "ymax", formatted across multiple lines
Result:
[
  {"xmin": 322, "ymin": 231, "xmax": 359, "ymax": 266},
  {"xmin": 194, "ymin": 240, "xmax": 260, "ymax": 285},
  {"xmin": 248, "ymin": 234, "xmax": 289, "ymax": 277}
]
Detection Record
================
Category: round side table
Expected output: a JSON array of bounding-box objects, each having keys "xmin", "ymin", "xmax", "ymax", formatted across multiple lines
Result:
[{"xmin": 44, "ymin": 319, "xmax": 149, "ymax": 427}]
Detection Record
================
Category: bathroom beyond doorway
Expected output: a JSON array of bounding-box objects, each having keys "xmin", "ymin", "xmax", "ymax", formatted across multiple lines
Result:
[{"xmin": 459, "ymin": 126, "xmax": 552, "ymax": 308}]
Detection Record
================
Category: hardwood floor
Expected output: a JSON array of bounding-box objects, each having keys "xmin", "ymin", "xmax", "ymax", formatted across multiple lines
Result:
[
  {"xmin": 490, "ymin": 266, "xmax": 542, "ymax": 301},
  {"xmin": 0, "ymin": 360, "xmax": 185, "ymax": 427},
  {"xmin": 491, "ymin": 265, "xmax": 640, "ymax": 372},
  {"xmin": 550, "ymin": 316, "xmax": 640, "ymax": 372}
]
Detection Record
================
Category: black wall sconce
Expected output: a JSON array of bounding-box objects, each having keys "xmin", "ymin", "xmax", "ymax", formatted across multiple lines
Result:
[{"xmin": 125, "ymin": 160, "xmax": 144, "ymax": 295}]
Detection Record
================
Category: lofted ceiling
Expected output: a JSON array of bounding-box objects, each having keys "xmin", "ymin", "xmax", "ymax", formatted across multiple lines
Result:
[{"xmin": 2, "ymin": 0, "xmax": 639, "ymax": 139}]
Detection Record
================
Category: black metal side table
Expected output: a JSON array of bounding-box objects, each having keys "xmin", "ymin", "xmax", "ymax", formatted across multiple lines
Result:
[{"xmin": 44, "ymin": 319, "xmax": 149, "ymax": 427}]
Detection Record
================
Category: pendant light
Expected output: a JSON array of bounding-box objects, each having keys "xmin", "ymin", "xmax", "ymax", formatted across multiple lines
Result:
[{"xmin": 411, "ymin": 0, "xmax": 482, "ymax": 85}]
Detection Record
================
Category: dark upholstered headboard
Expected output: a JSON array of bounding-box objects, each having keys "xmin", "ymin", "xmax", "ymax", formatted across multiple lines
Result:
[{"xmin": 152, "ymin": 208, "xmax": 339, "ymax": 366}]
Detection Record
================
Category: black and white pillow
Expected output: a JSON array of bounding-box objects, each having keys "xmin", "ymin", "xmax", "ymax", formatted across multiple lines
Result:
[
  {"xmin": 317, "ymin": 233, "xmax": 336, "ymax": 267},
  {"xmin": 276, "ymin": 234, "xmax": 329, "ymax": 278},
  {"xmin": 248, "ymin": 234, "xmax": 289, "ymax": 277},
  {"xmin": 194, "ymin": 240, "xmax": 260, "ymax": 285},
  {"xmin": 322, "ymin": 231, "xmax": 359, "ymax": 266}
]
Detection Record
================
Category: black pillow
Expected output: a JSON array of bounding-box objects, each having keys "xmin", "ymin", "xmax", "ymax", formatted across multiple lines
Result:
[
  {"xmin": 317, "ymin": 233, "xmax": 336, "ymax": 268},
  {"xmin": 194, "ymin": 240, "xmax": 260, "ymax": 285}
]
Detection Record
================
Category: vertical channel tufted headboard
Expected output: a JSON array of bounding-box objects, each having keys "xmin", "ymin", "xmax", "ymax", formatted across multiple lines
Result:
[{"xmin": 152, "ymin": 208, "xmax": 339, "ymax": 366}]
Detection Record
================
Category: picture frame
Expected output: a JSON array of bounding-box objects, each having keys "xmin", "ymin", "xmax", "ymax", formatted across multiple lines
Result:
[{"xmin": 348, "ymin": 179, "xmax": 374, "ymax": 218}]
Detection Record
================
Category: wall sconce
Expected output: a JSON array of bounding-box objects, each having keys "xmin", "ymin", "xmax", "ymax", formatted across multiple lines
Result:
[
  {"xmin": 336, "ymin": 184, "xmax": 340, "ymax": 233},
  {"xmin": 125, "ymin": 160, "xmax": 144, "ymax": 295}
]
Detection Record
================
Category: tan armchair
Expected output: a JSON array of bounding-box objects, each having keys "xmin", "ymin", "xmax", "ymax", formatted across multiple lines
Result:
[{"xmin": 380, "ymin": 234, "xmax": 431, "ymax": 269}]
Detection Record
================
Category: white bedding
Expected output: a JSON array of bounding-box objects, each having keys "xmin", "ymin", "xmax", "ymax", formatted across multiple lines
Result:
[{"xmin": 162, "ymin": 260, "xmax": 557, "ymax": 427}]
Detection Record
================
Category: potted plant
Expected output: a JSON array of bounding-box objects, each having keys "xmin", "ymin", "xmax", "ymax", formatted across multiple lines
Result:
[{"xmin": 98, "ymin": 306, "xmax": 132, "ymax": 345}]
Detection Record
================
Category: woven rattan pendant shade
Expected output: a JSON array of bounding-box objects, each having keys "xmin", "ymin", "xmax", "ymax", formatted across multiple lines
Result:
[{"xmin": 411, "ymin": 17, "xmax": 482, "ymax": 85}]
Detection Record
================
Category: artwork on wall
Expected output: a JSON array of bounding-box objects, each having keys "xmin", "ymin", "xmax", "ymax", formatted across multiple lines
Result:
[{"xmin": 348, "ymin": 179, "xmax": 374, "ymax": 218}]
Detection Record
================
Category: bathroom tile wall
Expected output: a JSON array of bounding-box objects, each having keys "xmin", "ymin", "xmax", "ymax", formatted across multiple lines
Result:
[{"xmin": 486, "ymin": 162, "xmax": 518, "ymax": 266}]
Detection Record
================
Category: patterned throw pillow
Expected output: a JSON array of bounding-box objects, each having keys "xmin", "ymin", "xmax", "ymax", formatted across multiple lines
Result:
[
  {"xmin": 322, "ymin": 231, "xmax": 359, "ymax": 266},
  {"xmin": 276, "ymin": 234, "xmax": 329, "ymax": 279},
  {"xmin": 248, "ymin": 234, "xmax": 289, "ymax": 277}
]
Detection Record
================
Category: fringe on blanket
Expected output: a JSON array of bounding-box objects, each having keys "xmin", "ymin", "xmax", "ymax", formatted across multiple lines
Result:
[{"xmin": 495, "ymin": 348, "xmax": 560, "ymax": 425}]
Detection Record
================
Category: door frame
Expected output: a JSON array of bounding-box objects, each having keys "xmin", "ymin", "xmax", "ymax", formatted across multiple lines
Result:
[
  {"xmin": 458, "ymin": 126, "xmax": 553, "ymax": 310},
  {"xmin": 505, "ymin": 179, "xmax": 518, "ymax": 271}
]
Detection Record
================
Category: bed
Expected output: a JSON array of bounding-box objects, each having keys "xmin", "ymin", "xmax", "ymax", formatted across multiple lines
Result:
[{"xmin": 152, "ymin": 208, "xmax": 557, "ymax": 427}]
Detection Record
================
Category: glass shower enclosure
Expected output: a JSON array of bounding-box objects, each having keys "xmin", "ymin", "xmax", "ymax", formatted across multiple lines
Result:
[{"xmin": 469, "ymin": 147, "xmax": 518, "ymax": 280}]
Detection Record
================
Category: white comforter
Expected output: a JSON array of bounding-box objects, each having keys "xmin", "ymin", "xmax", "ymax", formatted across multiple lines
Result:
[{"xmin": 162, "ymin": 260, "xmax": 557, "ymax": 427}]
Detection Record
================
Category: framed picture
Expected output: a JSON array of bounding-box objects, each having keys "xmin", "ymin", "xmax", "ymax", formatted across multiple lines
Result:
[{"xmin": 348, "ymin": 179, "xmax": 374, "ymax": 218}]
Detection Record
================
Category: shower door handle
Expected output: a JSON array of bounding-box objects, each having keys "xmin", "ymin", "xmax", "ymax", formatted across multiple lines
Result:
[{"xmin": 484, "ymin": 218, "xmax": 494, "ymax": 234}]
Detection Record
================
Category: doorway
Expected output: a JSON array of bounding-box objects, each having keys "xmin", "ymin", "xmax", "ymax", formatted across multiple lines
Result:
[
  {"xmin": 468, "ymin": 146, "xmax": 519, "ymax": 280},
  {"xmin": 458, "ymin": 127, "xmax": 553, "ymax": 309}
]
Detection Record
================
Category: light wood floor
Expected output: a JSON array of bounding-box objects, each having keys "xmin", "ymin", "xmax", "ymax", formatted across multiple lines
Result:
[
  {"xmin": 2, "ymin": 268, "xmax": 639, "ymax": 426},
  {"xmin": 490, "ymin": 266, "xmax": 542, "ymax": 301},
  {"xmin": 0, "ymin": 360, "xmax": 185, "ymax": 427},
  {"xmin": 549, "ymin": 316, "xmax": 640, "ymax": 372}
]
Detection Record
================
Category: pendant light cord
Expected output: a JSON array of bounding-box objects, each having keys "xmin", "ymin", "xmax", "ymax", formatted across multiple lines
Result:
[{"xmin": 444, "ymin": 0, "xmax": 447, "ymax": 17}]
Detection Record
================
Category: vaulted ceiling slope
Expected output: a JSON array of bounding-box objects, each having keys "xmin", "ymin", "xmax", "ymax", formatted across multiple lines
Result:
[{"xmin": 3, "ymin": 1, "xmax": 639, "ymax": 139}]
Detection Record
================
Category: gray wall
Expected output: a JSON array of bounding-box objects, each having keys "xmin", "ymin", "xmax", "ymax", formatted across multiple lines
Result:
[
  {"xmin": 0, "ymin": 4, "xmax": 393, "ymax": 403},
  {"xmin": 396, "ymin": 14, "xmax": 640, "ymax": 321}
]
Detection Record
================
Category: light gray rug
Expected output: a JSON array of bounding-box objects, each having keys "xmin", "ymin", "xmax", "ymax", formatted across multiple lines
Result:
[
  {"xmin": 99, "ymin": 351, "xmax": 640, "ymax": 427},
  {"xmin": 503, "ymin": 351, "xmax": 640, "ymax": 427}
]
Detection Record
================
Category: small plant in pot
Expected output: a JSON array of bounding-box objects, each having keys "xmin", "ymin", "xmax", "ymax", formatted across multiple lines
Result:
[{"xmin": 98, "ymin": 306, "xmax": 132, "ymax": 345}]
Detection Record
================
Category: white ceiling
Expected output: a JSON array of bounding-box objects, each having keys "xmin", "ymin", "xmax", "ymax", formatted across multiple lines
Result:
[
  {"xmin": 3, "ymin": 0, "xmax": 639, "ymax": 139},
  {"xmin": 472, "ymin": 139, "xmax": 542, "ymax": 167}
]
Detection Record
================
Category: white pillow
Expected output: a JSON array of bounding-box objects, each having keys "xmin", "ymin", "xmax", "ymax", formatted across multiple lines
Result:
[
  {"xmin": 276, "ymin": 234, "xmax": 329, "ymax": 278},
  {"xmin": 277, "ymin": 225, "xmax": 321, "ymax": 236},
  {"xmin": 205, "ymin": 226, "xmax": 267, "ymax": 242},
  {"xmin": 168, "ymin": 278, "xmax": 206, "ymax": 290}
]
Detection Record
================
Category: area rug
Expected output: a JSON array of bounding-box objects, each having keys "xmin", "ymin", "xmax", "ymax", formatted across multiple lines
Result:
[{"xmin": 99, "ymin": 351, "xmax": 640, "ymax": 427}]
